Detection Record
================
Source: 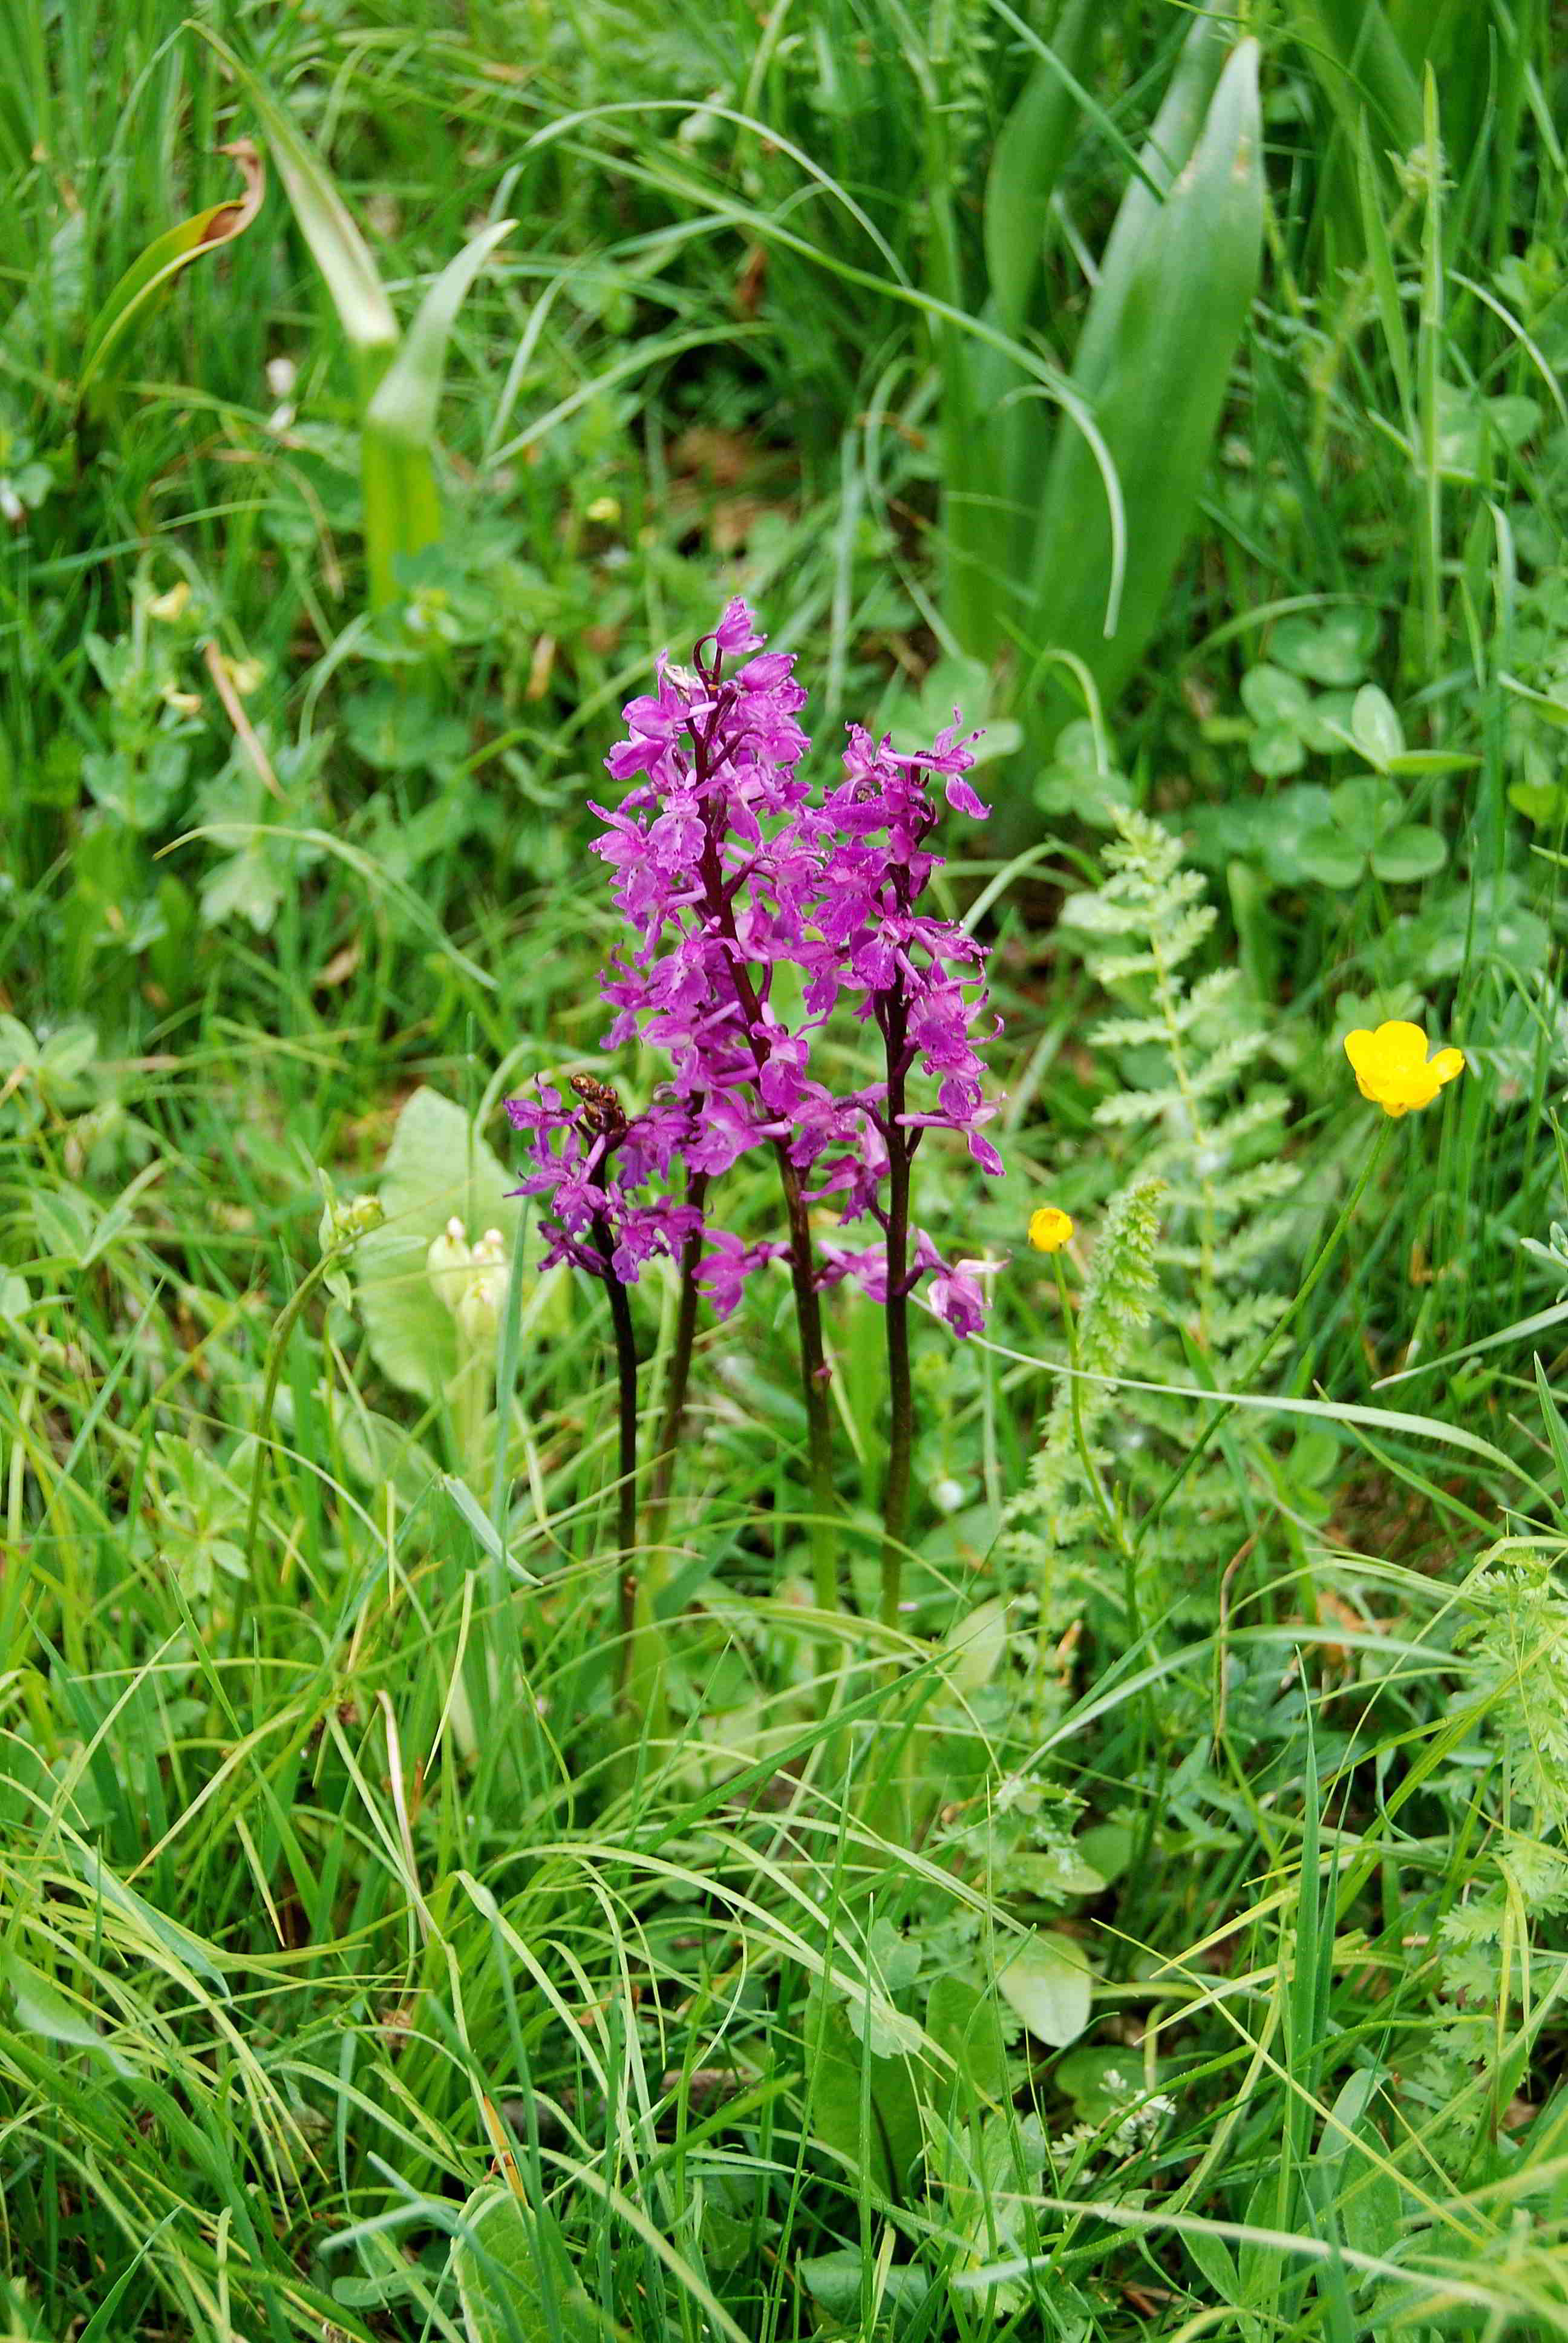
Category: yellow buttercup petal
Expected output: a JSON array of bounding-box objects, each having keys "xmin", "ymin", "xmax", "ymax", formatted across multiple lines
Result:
[
  {"xmin": 1429, "ymin": 1047, "xmax": 1465, "ymax": 1087},
  {"xmin": 1371, "ymin": 1020, "xmax": 1429, "ymax": 1070}
]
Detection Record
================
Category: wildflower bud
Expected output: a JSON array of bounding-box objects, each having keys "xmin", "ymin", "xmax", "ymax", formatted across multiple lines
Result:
[
  {"xmin": 328, "ymin": 1194, "xmax": 385, "ymax": 1249},
  {"xmin": 426, "ymin": 1217, "xmax": 473, "ymax": 1314},
  {"xmin": 1028, "ymin": 1205, "xmax": 1074, "ymax": 1254},
  {"xmin": 456, "ymin": 1263, "xmax": 506, "ymax": 1350},
  {"xmin": 148, "ymin": 582, "xmax": 191, "ymax": 623},
  {"xmin": 162, "ymin": 686, "xmax": 203, "ymax": 716},
  {"xmin": 586, "ymin": 495, "xmax": 620, "ymax": 525}
]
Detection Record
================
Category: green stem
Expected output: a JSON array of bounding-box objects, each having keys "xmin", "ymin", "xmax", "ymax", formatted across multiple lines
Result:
[{"xmin": 241, "ymin": 1246, "xmax": 348, "ymax": 1594}]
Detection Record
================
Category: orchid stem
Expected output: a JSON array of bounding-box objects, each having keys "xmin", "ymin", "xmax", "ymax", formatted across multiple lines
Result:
[
  {"xmin": 772, "ymin": 1145, "xmax": 838, "ymax": 1614},
  {"xmin": 593, "ymin": 1217, "xmax": 651, "ymax": 1734},
  {"xmin": 880, "ymin": 1004, "xmax": 913, "ymax": 1633},
  {"xmin": 645, "ymin": 1173, "xmax": 708, "ymax": 1552},
  {"xmin": 242, "ymin": 1245, "xmax": 347, "ymax": 1598}
]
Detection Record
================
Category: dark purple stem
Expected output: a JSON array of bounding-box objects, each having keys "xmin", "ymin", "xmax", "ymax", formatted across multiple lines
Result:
[
  {"xmin": 592, "ymin": 1213, "xmax": 641, "ymax": 1699},
  {"xmin": 647, "ymin": 1169, "xmax": 708, "ymax": 1539},
  {"xmin": 880, "ymin": 989, "xmax": 914, "ymax": 1630}
]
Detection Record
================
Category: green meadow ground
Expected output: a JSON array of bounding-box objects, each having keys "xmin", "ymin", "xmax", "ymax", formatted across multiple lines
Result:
[{"xmin": 6, "ymin": 2, "xmax": 1568, "ymax": 2337}]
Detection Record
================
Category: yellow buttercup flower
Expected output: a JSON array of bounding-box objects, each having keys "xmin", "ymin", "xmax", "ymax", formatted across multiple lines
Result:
[
  {"xmin": 1028, "ymin": 1205, "xmax": 1074, "ymax": 1253},
  {"xmin": 1343, "ymin": 1020, "xmax": 1465, "ymax": 1118}
]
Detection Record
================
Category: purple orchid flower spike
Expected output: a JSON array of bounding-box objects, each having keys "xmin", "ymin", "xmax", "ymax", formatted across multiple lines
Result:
[{"xmin": 508, "ymin": 596, "xmax": 1008, "ymax": 1630}]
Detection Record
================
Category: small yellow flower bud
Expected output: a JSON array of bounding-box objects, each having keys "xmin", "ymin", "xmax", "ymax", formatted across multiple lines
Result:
[
  {"xmin": 1028, "ymin": 1205, "xmax": 1074, "ymax": 1253},
  {"xmin": 148, "ymin": 582, "xmax": 191, "ymax": 622}
]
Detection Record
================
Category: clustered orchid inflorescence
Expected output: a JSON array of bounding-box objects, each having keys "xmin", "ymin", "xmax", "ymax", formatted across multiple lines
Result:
[
  {"xmin": 507, "ymin": 597, "xmax": 1004, "ymax": 1335},
  {"xmin": 506, "ymin": 596, "xmax": 1005, "ymax": 1636}
]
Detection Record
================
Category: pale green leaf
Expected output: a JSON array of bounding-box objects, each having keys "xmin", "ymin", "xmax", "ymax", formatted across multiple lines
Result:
[
  {"xmin": 997, "ymin": 1930, "xmax": 1093, "ymax": 2047},
  {"xmin": 354, "ymin": 1088, "xmax": 522, "ymax": 1402}
]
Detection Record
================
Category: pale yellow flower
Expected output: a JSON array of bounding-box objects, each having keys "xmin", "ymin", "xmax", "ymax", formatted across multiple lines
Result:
[
  {"xmin": 1343, "ymin": 1020, "xmax": 1464, "ymax": 1118},
  {"xmin": 1028, "ymin": 1205, "xmax": 1074, "ymax": 1253}
]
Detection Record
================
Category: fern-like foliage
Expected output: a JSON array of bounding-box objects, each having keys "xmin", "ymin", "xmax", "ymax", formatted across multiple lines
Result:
[
  {"xmin": 1006, "ymin": 811, "xmax": 1306, "ymax": 1648},
  {"xmin": 1062, "ymin": 808, "xmax": 1301, "ymax": 1354},
  {"xmin": 1001, "ymin": 1175, "xmax": 1164, "ymax": 1641}
]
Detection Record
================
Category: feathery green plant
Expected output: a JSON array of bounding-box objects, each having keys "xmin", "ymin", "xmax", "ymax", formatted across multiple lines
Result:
[
  {"xmin": 1063, "ymin": 807, "xmax": 1302, "ymax": 1355},
  {"xmin": 1001, "ymin": 1173, "xmax": 1164, "ymax": 1661}
]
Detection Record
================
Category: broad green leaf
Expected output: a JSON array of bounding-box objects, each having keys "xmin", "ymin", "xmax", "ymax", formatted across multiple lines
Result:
[
  {"xmin": 1328, "ymin": 776, "xmax": 1400, "ymax": 844},
  {"xmin": 1070, "ymin": 3, "xmax": 1241, "ymax": 397},
  {"xmin": 1240, "ymin": 665, "xmax": 1310, "ymax": 727},
  {"xmin": 2, "ymin": 1951, "xmax": 130, "ymax": 2069},
  {"xmin": 996, "ymin": 1930, "xmax": 1093, "ymax": 2048},
  {"xmin": 1349, "ymin": 684, "xmax": 1405, "ymax": 768},
  {"xmin": 941, "ymin": 1596, "xmax": 1010, "ymax": 1693},
  {"xmin": 354, "ymin": 1087, "xmax": 522, "ymax": 1403},
  {"xmin": 32, "ymin": 1184, "xmax": 99, "ymax": 1265},
  {"xmin": 79, "ymin": 142, "xmax": 266, "ymax": 398},
  {"xmin": 1249, "ymin": 725, "xmax": 1305, "ymax": 779},
  {"xmin": 1370, "ymin": 823, "xmax": 1446, "ymax": 883},
  {"xmin": 800, "ymin": 2250, "xmax": 934, "ymax": 2324},
  {"xmin": 804, "ymin": 1988, "xmax": 922, "ymax": 2195},
  {"xmin": 362, "ymin": 218, "xmax": 514, "ymax": 609},
  {"xmin": 1297, "ymin": 687, "xmax": 1359, "ymax": 753},
  {"xmin": 1295, "ymin": 824, "xmax": 1365, "ymax": 890},
  {"xmin": 1184, "ymin": 2227, "xmax": 1242, "ymax": 2302},
  {"xmin": 452, "ymin": 2187, "xmax": 605, "ymax": 2343},
  {"xmin": 1076, "ymin": 1822, "xmax": 1134, "ymax": 1885},
  {"xmin": 983, "ymin": 0, "xmax": 1096, "ymax": 336},
  {"xmin": 926, "ymin": 1974, "xmax": 1009, "ymax": 2105},
  {"xmin": 1025, "ymin": 40, "xmax": 1264, "ymax": 721},
  {"xmin": 1270, "ymin": 608, "xmax": 1376, "ymax": 686}
]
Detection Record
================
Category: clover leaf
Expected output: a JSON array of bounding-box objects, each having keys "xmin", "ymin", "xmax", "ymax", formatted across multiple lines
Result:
[
  {"xmin": 1240, "ymin": 665, "xmax": 1358, "ymax": 778},
  {"xmin": 1269, "ymin": 607, "xmax": 1377, "ymax": 686},
  {"xmin": 1296, "ymin": 775, "xmax": 1446, "ymax": 890}
]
